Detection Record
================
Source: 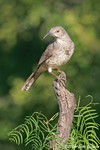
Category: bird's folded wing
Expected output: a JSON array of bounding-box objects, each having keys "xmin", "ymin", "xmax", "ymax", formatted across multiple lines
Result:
[{"xmin": 38, "ymin": 43, "xmax": 54, "ymax": 66}]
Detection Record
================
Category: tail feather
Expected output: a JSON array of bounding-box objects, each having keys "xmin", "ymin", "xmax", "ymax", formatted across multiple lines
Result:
[
  {"xmin": 21, "ymin": 72, "xmax": 35, "ymax": 91},
  {"xmin": 21, "ymin": 69, "xmax": 41, "ymax": 91}
]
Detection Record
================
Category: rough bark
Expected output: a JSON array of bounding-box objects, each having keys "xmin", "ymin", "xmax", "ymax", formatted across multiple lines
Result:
[{"xmin": 50, "ymin": 72, "xmax": 76, "ymax": 150}]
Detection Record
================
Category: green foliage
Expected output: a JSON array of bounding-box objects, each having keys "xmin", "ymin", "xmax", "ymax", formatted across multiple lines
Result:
[
  {"xmin": 0, "ymin": 0, "xmax": 100, "ymax": 149},
  {"xmin": 8, "ymin": 112, "xmax": 58, "ymax": 149},
  {"xmin": 8, "ymin": 98, "xmax": 100, "ymax": 150},
  {"xmin": 67, "ymin": 96, "xmax": 100, "ymax": 150}
]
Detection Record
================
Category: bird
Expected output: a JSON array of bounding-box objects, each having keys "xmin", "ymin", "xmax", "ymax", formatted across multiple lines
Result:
[{"xmin": 21, "ymin": 26, "xmax": 74, "ymax": 91}]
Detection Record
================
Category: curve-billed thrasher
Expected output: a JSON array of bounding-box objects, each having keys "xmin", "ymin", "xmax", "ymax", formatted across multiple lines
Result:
[{"xmin": 21, "ymin": 26, "xmax": 74, "ymax": 91}]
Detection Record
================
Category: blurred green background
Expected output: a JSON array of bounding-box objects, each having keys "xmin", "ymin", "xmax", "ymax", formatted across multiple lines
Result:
[{"xmin": 0, "ymin": 0, "xmax": 100, "ymax": 149}]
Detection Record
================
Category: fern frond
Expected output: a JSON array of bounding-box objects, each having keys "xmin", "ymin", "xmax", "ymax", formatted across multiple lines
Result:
[
  {"xmin": 8, "ymin": 97, "xmax": 100, "ymax": 150},
  {"xmin": 67, "ymin": 96, "xmax": 100, "ymax": 150},
  {"xmin": 8, "ymin": 112, "xmax": 57, "ymax": 149}
]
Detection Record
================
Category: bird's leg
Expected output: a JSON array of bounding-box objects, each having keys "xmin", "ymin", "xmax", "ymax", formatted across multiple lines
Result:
[
  {"xmin": 55, "ymin": 68, "xmax": 63, "ymax": 73},
  {"xmin": 48, "ymin": 67, "xmax": 58, "ymax": 78},
  {"xmin": 50, "ymin": 71, "xmax": 58, "ymax": 78},
  {"xmin": 55, "ymin": 67, "xmax": 69, "ymax": 80}
]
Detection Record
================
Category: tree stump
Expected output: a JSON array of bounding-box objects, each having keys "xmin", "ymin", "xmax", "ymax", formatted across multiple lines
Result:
[{"xmin": 50, "ymin": 72, "xmax": 76, "ymax": 149}]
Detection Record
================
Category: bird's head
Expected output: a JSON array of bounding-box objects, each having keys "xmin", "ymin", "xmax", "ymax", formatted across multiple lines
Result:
[{"xmin": 43, "ymin": 26, "xmax": 67, "ymax": 39}]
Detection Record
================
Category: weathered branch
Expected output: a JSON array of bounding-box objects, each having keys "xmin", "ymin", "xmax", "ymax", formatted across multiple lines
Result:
[{"xmin": 50, "ymin": 72, "xmax": 76, "ymax": 149}]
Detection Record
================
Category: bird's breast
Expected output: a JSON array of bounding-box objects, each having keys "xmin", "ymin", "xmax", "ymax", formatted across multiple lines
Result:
[
  {"xmin": 46, "ymin": 49, "xmax": 69, "ymax": 68},
  {"xmin": 46, "ymin": 40, "xmax": 74, "ymax": 68}
]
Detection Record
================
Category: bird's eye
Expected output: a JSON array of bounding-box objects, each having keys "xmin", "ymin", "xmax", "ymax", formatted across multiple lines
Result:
[{"xmin": 56, "ymin": 30, "xmax": 60, "ymax": 33}]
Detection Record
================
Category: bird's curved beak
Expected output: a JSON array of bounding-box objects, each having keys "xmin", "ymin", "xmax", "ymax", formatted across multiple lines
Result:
[{"xmin": 43, "ymin": 32, "xmax": 50, "ymax": 39}]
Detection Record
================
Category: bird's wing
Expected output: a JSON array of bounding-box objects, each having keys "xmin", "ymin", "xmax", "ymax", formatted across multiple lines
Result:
[{"xmin": 38, "ymin": 43, "xmax": 54, "ymax": 66}]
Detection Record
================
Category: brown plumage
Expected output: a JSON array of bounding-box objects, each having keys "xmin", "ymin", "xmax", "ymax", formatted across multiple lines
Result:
[{"xmin": 21, "ymin": 26, "xmax": 74, "ymax": 91}]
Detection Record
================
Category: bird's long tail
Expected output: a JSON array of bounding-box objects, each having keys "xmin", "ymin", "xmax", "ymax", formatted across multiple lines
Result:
[{"xmin": 21, "ymin": 68, "xmax": 42, "ymax": 91}]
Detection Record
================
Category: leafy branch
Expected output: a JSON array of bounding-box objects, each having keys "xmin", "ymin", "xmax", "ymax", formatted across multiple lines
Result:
[{"xmin": 8, "ymin": 96, "xmax": 100, "ymax": 150}]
